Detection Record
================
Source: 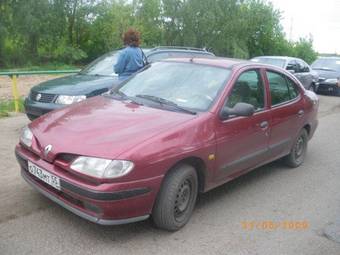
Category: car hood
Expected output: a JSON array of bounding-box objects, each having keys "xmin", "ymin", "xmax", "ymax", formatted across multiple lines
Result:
[
  {"xmin": 30, "ymin": 96, "xmax": 198, "ymax": 159},
  {"xmin": 32, "ymin": 74, "xmax": 119, "ymax": 95},
  {"xmin": 312, "ymin": 69, "xmax": 340, "ymax": 80}
]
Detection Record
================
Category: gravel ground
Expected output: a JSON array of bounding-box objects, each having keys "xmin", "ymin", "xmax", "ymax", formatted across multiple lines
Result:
[
  {"xmin": 0, "ymin": 75, "xmax": 66, "ymax": 100},
  {"xmin": 0, "ymin": 95, "xmax": 339, "ymax": 255}
]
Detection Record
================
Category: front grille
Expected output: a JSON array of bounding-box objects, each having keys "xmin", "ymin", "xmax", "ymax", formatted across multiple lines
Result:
[
  {"xmin": 30, "ymin": 91, "xmax": 56, "ymax": 103},
  {"xmin": 56, "ymin": 153, "xmax": 78, "ymax": 163}
]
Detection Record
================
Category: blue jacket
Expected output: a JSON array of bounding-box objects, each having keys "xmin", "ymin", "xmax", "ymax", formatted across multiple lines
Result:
[{"xmin": 114, "ymin": 46, "xmax": 144, "ymax": 80}]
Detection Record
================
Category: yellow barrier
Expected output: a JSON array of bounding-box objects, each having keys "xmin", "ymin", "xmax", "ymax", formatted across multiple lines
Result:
[{"xmin": 0, "ymin": 70, "xmax": 80, "ymax": 113}]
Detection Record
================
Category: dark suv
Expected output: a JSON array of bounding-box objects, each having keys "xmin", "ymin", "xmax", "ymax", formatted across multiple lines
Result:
[
  {"xmin": 311, "ymin": 57, "xmax": 340, "ymax": 95},
  {"xmin": 251, "ymin": 56, "xmax": 319, "ymax": 92},
  {"xmin": 24, "ymin": 47, "xmax": 214, "ymax": 120}
]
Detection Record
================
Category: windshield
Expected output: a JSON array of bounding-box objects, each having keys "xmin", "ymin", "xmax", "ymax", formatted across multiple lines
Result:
[
  {"xmin": 252, "ymin": 58, "xmax": 286, "ymax": 68},
  {"xmin": 80, "ymin": 51, "xmax": 119, "ymax": 76},
  {"xmin": 311, "ymin": 58, "xmax": 340, "ymax": 72},
  {"xmin": 119, "ymin": 62, "xmax": 230, "ymax": 112}
]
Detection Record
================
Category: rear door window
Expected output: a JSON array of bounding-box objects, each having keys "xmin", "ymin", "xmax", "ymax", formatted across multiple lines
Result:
[
  {"xmin": 267, "ymin": 71, "xmax": 299, "ymax": 106},
  {"xmin": 286, "ymin": 78, "xmax": 299, "ymax": 99}
]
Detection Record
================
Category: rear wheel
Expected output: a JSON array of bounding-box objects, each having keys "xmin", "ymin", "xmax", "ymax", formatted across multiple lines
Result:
[
  {"xmin": 152, "ymin": 164, "xmax": 198, "ymax": 231},
  {"xmin": 284, "ymin": 129, "xmax": 308, "ymax": 168}
]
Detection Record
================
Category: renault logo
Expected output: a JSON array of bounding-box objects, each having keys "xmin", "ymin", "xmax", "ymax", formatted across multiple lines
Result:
[
  {"xmin": 44, "ymin": 144, "xmax": 52, "ymax": 156},
  {"xmin": 36, "ymin": 93, "xmax": 42, "ymax": 101}
]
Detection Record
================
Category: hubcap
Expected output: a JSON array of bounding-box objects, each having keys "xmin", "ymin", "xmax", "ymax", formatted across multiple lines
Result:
[
  {"xmin": 295, "ymin": 136, "xmax": 305, "ymax": 159},
  {"xmin": 174, "ymin": 180, "xmax": 191, "ymax": 218}
]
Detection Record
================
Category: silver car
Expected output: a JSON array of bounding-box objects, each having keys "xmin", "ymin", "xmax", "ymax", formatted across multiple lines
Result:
[{"xmin": 251, "ymin": 56, "xmax": 319, "ymax": 92}]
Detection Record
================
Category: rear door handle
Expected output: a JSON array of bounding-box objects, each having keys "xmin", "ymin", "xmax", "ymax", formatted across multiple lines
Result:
[{"xmin": 298, "ymin": 110, "xmax": 304, "ymax": 116}]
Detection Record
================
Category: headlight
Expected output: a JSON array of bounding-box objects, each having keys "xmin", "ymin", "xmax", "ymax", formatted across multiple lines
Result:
[
  {"xmin": 20, "ymin": 126, "xmax": 33, "ymax": 147},
  {"xmin": 325, "ymin": 78, "xmax": 338, "ymax": 84},
  {"xmin": 70, "ymin": 157, "xmax": 134, "ymax": 178},
  {"xmin": 55, "ymin": 95, "xmax": 86, "ymax": 105}
]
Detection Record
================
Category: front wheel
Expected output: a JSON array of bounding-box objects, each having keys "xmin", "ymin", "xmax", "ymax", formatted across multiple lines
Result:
[
  {"xmin": 26, "ymin": 114, "xmax": 37, "ymax": 121},
  {"xmin": 284, "ymin": 129, "xmax": 308, "ymax": 168},
  {"xmin": 309, "ymin": 83, "xmax": 316, "ymax": 92},
  {"xmin": 152, "ymin": 164, "xmax": 198, "ymax": 231}
]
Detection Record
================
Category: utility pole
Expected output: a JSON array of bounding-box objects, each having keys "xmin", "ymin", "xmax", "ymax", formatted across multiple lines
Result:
[{"xmin": 289, "ymin": 17, "xmax": 294, "ymax": 42}]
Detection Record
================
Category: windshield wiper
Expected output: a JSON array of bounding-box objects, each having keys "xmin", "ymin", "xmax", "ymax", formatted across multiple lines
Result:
[
  {"xmin": 106, "ymin": 90, "xmax": 143, "ymax": 105},
  {"xmin": 135, "ymin": 94, "xmax": 196, "ymax": 115}
]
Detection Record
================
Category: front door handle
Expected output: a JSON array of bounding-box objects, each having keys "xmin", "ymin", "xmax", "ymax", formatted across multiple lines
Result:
[
  {"xmin": 298, "ymin": 110, "xmax": 304, "ymax": 117},
  {"xmin": 259, "ymin": 121, "xmax": 269, "ymax": 129}
]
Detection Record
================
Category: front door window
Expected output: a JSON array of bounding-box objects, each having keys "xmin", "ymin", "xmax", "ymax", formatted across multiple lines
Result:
[{"xmin": 226, "ymin": 70, "xmax": 265, "ymax": 111}]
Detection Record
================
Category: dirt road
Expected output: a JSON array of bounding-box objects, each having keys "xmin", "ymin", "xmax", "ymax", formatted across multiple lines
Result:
[
  {"xmin": 0, "ymin": 75, "xmax": 65, "ymax": 100},
  {"xmin": 0, "ymin": 95, "xmax": 339, "ymax": 255}
]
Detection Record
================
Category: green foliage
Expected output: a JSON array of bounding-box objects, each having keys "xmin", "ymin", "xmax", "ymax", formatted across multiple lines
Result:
[
  {"xmin": 0, "ymin": 0, "xmax": 318, "ymax": 68},
  {"xmin": 0, "ymin": 98, "xmax": 25, "ymax": 117},
  {"xmin": 291, "ymin": 37, "xmax": 318, "ymax": 64}
]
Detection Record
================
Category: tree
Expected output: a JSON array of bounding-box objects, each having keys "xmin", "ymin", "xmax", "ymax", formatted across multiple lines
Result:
[
  {"xmin": 293, "ymin": 37, "xmax": 318, "ymax": 64},
  {"xmin": 0, "ymin": 0, "xmax": 319, "ymax": 68},
  {"xmin": 133, "ymin": 0, "xmax": 162, "ymax": 46}
]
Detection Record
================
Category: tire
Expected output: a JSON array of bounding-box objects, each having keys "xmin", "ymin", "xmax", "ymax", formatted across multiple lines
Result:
[
  {"xmin": 284, "ymin": 129, "xmax": 308, "ymax": 168},
  {"xmin": 26, "ymin": 114, "xmax": 37, "ymax": 121},
  {"xmin": 152, "ymin": 164, "xmax": 198, "ymax": 231},
  {"xmin": 336, "ymin": 87, "xmax": 340, "ymax": 96}
]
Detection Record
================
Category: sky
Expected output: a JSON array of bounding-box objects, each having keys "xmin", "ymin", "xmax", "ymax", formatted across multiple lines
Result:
[{"xmin": 269, "ymin": 0, "xmax": 340, "ymax": 54}]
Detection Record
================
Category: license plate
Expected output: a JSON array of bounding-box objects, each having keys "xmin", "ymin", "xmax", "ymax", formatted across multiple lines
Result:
[
  {"xmin": 328, "ymin": 87, "xmax": 334, "ymax": 91},
  {"xmin": 28, "ymin": 161, "xmax": 61, "ymax": 190}
]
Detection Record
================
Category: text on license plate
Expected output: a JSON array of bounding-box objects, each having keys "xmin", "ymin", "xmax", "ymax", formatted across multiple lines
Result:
[{"xmin": 28, "ymin": 161, "xmax": 61, "ymax": 190}]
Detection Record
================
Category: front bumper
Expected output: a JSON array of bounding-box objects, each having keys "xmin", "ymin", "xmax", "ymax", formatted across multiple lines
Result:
[
  {"xmin": 317, "ymin": 83, "xmax": 340, "ymax": 94},
  {"xmin": 16, "ymin": 145, "xmax": 163, "ymax": 225},
  {"xmin": 24, "ymin": 97, "xmax": 64, "ymax": 118}
]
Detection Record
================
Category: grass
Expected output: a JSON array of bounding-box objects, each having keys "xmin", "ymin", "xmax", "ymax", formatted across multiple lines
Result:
[{"xmin": 0, "ymin": 98, "xmax": 25, "ymax": 118}]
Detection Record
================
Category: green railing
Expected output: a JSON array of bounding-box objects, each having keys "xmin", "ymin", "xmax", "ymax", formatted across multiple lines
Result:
[{"xmin": 0, "ymin": 70, "xmax": 81, "ymax": 112}]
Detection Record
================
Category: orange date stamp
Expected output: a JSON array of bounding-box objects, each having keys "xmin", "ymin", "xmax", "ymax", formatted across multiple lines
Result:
[{"xmin": 241, "ymin": 220, "xmax": 309, "ymax": 231}]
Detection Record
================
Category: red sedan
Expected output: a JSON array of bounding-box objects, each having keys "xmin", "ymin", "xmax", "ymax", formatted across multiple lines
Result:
[{"xmin": 15, "ymin": 58, "xmax": 319, "ymax": 231}]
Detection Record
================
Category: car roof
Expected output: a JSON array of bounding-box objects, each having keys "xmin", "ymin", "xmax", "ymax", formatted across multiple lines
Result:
[
  {"xmin": 163, "ymin": 57, "xmax": 300, "ymax": 74},
  {"xmin": 253, "ymin": 56, "xmax": 299, "ymax": 61},
  {"xmin": 164, "ymin": 57, "xmax": 250, "ymax": 69},
  {"xmin": 316, "ymin": 56, "xmax": 340, "ymax": 60},
  {"xmin": 146, "ymin": 46, "xmax": 214, "ymax": 55}
]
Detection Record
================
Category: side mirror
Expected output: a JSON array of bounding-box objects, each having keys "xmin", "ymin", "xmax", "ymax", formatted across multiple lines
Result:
[{"xmin": 220, "ymin": 102, "xmax": 255, "ymax": 120}]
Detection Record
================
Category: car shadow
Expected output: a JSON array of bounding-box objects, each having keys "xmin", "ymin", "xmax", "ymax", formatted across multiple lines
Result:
[
  {"xmin": 43, "ymin": 159, "xmax": 289, "ymax": 241},
  {"xmin": 196, "ymin": 160, "xmax": 287, "ymax": 209}
]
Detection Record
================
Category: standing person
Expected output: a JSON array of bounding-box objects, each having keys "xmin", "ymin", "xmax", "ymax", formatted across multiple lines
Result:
[{"xmin": 114, "ymin": 28, "xmax": 145, "ymax": 80}]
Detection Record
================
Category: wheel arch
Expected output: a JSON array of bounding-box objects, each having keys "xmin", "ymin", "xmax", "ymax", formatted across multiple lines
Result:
[
  {"xmin": 165, "ymin": 156, "xmax": 207, "ymax": 193},
  {"xmin": 303, "ymin": 123, "xmax": 311, "ymax": 137}
]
